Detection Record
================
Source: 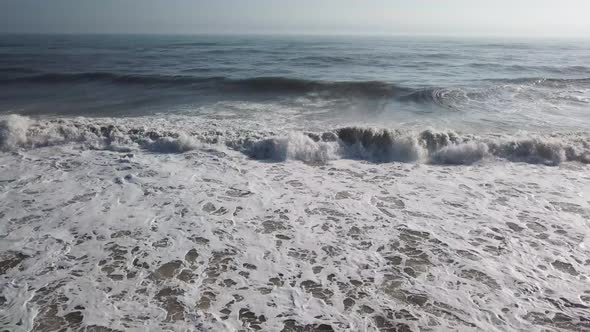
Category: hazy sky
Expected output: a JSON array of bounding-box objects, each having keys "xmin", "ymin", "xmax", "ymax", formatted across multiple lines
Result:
[{"xmin": 1, "ymin": 0, "xmax": 589, "ymax": 37}]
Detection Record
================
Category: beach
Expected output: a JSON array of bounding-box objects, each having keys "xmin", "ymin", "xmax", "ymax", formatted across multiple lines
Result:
[{"xmin": 1, "ymin": 35, "xmax": 590, "ymax": 331}]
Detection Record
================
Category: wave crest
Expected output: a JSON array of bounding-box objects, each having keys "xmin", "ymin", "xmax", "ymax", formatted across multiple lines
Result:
[
  {"xmin": 2, "ymin": 116, "xmax": 589, "ymax": 166},
  {"xmin": 244, "ymin": 133, "xmax": 338, "ymax": 163},
  {"xmin": 336, "ymin": 127, "xmax": 426, "ymax": 162}
]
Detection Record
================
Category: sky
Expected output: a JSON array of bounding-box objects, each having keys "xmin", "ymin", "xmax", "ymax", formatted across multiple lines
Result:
[{"xmin": 1, "ymin": 0, "xmax": 589, "ymax": 37}]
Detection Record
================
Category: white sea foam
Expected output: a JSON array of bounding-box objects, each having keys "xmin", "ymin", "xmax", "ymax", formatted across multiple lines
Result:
[{"xmin": 1, "ymin": 119, "xmax": 588, "ymax": 330}]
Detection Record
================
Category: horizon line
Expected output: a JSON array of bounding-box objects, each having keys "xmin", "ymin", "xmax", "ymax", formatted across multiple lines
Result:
[{"xmin": 1, "ymin": 31, "xmax": 589, "ymax": 40}]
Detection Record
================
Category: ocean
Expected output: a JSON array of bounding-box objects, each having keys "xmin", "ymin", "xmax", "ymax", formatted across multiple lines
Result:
[{"xmin": 0, "ymin": 35, "xmax": 589, "ymax": 331}]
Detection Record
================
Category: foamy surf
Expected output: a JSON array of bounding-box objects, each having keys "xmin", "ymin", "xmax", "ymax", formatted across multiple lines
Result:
[{"xmin": 1, "ymin": 115, "xmax": 589, "ymax": 330}]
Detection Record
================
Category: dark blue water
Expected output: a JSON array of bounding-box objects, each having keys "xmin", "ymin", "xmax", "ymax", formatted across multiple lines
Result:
[{"xmin": 1, "ymin": 34, "xmax": 589, "ymax": 131}]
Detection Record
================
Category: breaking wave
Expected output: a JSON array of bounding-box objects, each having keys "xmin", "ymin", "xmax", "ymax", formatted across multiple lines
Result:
[
  {"xmin": 244, "ymin": 133, "xmax": 339, "ymax": 163},
  {"xmin": 2, "ymin": 116, "xmax": 589, "ymax": 166},
  {"xmin": 0, "ymin": 115, "xmax": 200, "ymax": 154}
]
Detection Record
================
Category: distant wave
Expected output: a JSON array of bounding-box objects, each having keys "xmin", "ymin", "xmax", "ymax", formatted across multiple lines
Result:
[
  {"xmin": 484, "ymin": 77, "xmax": 590, "ymax": 86},
  {"xmin": 170, "ymin": 42, "xmax": 221, "ymax": 47},
  {"xmin": 293, "ymin": 55, "xmax": 356, "ymax": 64},
  {"xmin": 228, "ymin": 77, "xmax": 411, "ymax": 97},
  {"xmin": 3, "ymin": 72, "xmax": 590, "ymax": 109},
  {"xmin": 0, "ymin": 72, "xmax": 220, "ymax": 85},
  {"xmin": 0, "ymin": 72, "xmax": 414, "ymax": 97},
  {"xmin": 0, "ymin": 67, "xmax": 40, "ymax": 74},
  {"xmin": 2, "ymin": 115, "xmax": 589, "ymax": 166},
  {"xmin": 466, "ymin": 63, "xmax": 590, "ymax": 75}
]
